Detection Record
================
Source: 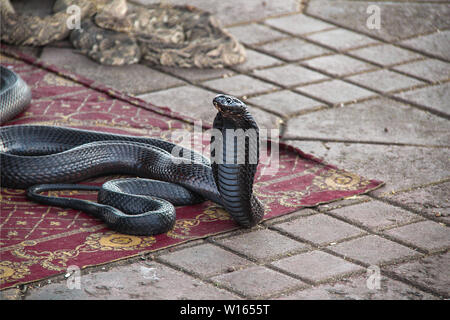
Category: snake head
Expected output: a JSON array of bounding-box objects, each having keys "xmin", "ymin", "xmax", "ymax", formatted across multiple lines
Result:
[{"xmin": 213, "ymin": 94, "xmax": 247, "ymax": 117}]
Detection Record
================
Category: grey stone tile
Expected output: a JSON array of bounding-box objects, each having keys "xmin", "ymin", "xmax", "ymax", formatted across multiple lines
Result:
[
  {"xmin": 273, "ymin": 214, "xmax": 365, "ymax": 245},
  {"xmin": 294, "ymin": 79, "xmax": 376, "ymax": 105},
  {"xmin": 158, "ymin": 243, "xmax": 253, "ymax": 277},
  {"xmin": 157, "ymin": 65, "xmax": 235, "ymax": 82},
  {"xmin": 306, "ymin": 0, "xmax": 450, "ymax": 42},
  {"xmin": 263, "ymin": 208, "xmax": 318, "ymax": 226},
  {"xmin": 227, "ymin": 23, "xmax": 286, "ymax": 45},
  {"xmin": 383, "ymin": 221, "xmax": 450, "ymax": 253},
  {"xmin": 400, "ymin": 30, "xmax": 450, "ymax": 60},
  {"xmin": 302, "ymin": 54, "xmax": 377, "ymax": 77},
  {"xmin": 395, "ymin": 83, "xmax": 450, "ymax": 117},
  {"xmin": 246, "ymin": 105, "xmax": 283, "ymax": 130},
  {"xmin": 138, "ymin": 85, "xmax": 217, "ymax": 122},
  {"xmin": 317, "ymin": 195, "xmax": 372, "ymax": 213},
  {"xmin": 346, "ymin": 70, "xmax": 425, "ymax": 93},
  {"xmin": 258, "ymin": 38, "xmax": 331, "ymax": 62},
  {"xmin": 134, "ymin": 0, "xmax": 299, "ymax": 25},
  {"xmin": 383, "ymin": 182, "xmax": 450, "ymax": 223},
  {"xmin": 25, "ymin": 262, "xmax": 238, "ymax": 300},
  {"xmin": 202, "ymin": 74, "xmax": 278, "ymax": 97},
  {"xmin": 393, "ymin": 59, "xmax": 450, "ymax": 83},
  {"xmin": 284, "ymin": 141, "xmax": 450, "ymax": 195},
  {"xmin": 265, "ymin": 14, "xmax": 335, "ymax": 35},
  {"xmin": 40, "ymin": 48, "xmax": 184, "ymax": 95},
  {"xmin": 348, "ymin": 44, "xmax": 423, "ymax": 67},
  {"xmin": 272, "ymin": 251, "xmax": 363, "ymax": 283},
  {"xmin": 278, "ymin": 274, "xmax": 437, "ymax": 300},
  {"xmin": 232, "ymin": 49, "xmax": 283, "ymax": 72},
  {"xmin": 306, "ymin": 28, "xmax": 379, "ymax": 51},
  {"xmin": 384, "ymin": 252, "xmax": 450, "ymax": 298},
  {"xmin": 285, "ymin": 98, "xmax": 450, "ymax": 146},
  {"xmin": 247, "ymin": 90, "xmax": 325, "ymax": 117},
  {"xmin": 330, "ymin": 200, "xmax": 421, "ymax": 231},
  {"xmin": 215, "ymin": 229, "xmax": 308, "ymax": 262},
  {"xmin": 253, "ymin": 64, "xmax": 328, "ymax": 87},
  {"xmin": 328, "ymin": 235, "xmax": 420, "ymax": 265},
  {"xmin": 211, "ymin": 266, "xmax": 304, "ymax": 298}
]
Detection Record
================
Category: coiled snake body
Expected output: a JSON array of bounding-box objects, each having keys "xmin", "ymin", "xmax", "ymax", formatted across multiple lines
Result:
[{"xmin": 0, "ymin": 69, "xmax": 264, "ymax": 235}]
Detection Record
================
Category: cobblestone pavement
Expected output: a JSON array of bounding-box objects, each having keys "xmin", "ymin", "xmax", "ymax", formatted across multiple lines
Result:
[{"xmin": 1, "ymin": 0, "xmax": 449, "ymax": 300}]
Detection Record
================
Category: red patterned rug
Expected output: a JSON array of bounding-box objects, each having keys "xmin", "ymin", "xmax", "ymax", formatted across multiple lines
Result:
[{"xmin": 0, "ymin": 47, "xmax": 383, "ymax": 289}]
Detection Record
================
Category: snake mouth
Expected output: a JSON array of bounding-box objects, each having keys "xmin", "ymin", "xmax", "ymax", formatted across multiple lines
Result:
[{"xmin": 213, "ymin": 98, "xmax": 222, "ymax": 112}]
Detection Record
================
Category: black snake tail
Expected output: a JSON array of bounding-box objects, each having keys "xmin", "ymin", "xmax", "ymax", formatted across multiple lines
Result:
[{"xmin": 27, "ymin": 184, "xmax": 177, "ymax": 235}]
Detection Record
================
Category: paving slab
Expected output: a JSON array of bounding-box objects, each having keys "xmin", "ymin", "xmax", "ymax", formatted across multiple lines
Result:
[
  {"xmin": 247, "ymin": 90, "xmax": 325, "ymax": 117},
  {"xmin": 202, "ymin": 74, "xmax": 278, "ymax": 97},
  {"xmin": 328, "ymin": 235, "xmax": 420, "ymax": 266},
  {"xmin": 158, "ymin": 243, "xmax": 253, "ymax": 278},
  {"xmin": 0, "ymin": 288, "xmax": 22, "ymax": 300},
  {"xmin": 232, "ymin": 49, "xmax": 283, "ymax": 72},
  {"xmin": 138, "ymin": 85, "xmax": 218, "ymax": 122},
  {"xmin": 316, "ymin": 195, "xmax": 372, "ymax": 213},
  {"xmin": 400, "ymin": 30, "xmax": 450, "ymax": 60},
  {"xmin": 285, "ymin": 98, "xmax": 450, "ymax": 146},
  {"xmin": 246, "ymin": 104, "xmax": 283, "ymax": 130},
  {"xmin": 272, "ymin": 214, "xmax": 365, "ymax": 245},
  {"xmin": 348, "ymin": 44, "xmax": 423, "ymax": 67},
  {"xmin": 264, "ymin": 14, "xmax": 335, "ymax": 36},
  {"xmin": 384, "ymin": 252, "xmax": 450, "ymax": 298},
  {"xmin": 383, "ymin": 221, "xmax": 450, "ymax": 253},
  {"xmin": 40, "ymin": 48, "xmax": 185, "ymax": 95},
  {"xmin": 227, "ymin": 23, "xmax": 286, "ymax": 45},
  {"xmin": 392, "ymin": 59, "xmax": 450, "ymax": 83},
  {"xmin": 329, "ymin": 200, "xmax": 422, "ymax": 231},
  {"xmin": 24, "ymin": 261, "xmax": 238, "ymax": 300},
  {"xmin": 263, "ymin": 208, "xmax": 318, "ymax": 226},
  {"xmin": 301, "ymin": 54, "xmax": 377, "ymax": 77},
  {"xmin": 295, "ymin": 79, "xmax": 375, "ymax": 105},
  {"xmin": 258, "ymin": 38, "xmax": 331, "ymax": 62},
  {"xmin": 272, "ymin": 250, "xmax": 363, "ymax": 283},
  {"xmin": 156, "ymin": 65, "xmax": 234, "ymax": 82},
  {"xmin": 253, "ymin": 64, "xmax": 328, "ymax": 87},
  {"xmin": 211, "ymin": 266, "xmax": 305, "ymax": 298},
  {"xmin": 382, "ymin": 182, "xmax": 450, "ymax": 224},
  {"xmin": 134, "ymin": 0, "xmax": 300, "ymax": 26},
  {"xmin": 394, "ymin": 83, "xmax": 450, "ymax": 117},
  {"xmin": 284, "ymin": 141, "xmax": 450, "ymax": 195},
  {"xmin": 305, "ymin": 28, "xmax": 379, "ymax": 51},
  {"xmin": 214, "ymin": 229, "xmax": 309, "ymax": 262},
  {"xmin": 306, "ymin": 0, "xmax": 450, "ymax": 42},
  {"xmin": 346, "ymin": 69, "xmax": 425, "ymax": 93},
  {"xmin": 277, "ymin": 274, "xmax": 437, "ymax": 300}
]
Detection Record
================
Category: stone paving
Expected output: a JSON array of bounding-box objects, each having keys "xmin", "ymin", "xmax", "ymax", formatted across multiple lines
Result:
[{"xmin": 1, "ymin": 0, "xmax": 449, "ymax": 300}]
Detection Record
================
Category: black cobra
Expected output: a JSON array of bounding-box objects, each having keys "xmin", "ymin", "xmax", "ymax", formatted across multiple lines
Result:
[{"xmin": 0, "ymin": 69, "xmax": 264, "ymax": 235}]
